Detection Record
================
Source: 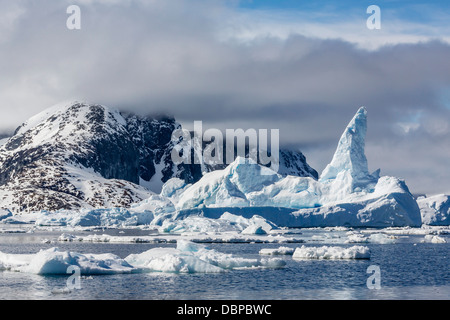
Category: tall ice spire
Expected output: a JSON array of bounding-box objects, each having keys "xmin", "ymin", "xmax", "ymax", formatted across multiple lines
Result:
[{"xmin": 320, "ymin": 106, "xmax": 370, "ymax": 183}]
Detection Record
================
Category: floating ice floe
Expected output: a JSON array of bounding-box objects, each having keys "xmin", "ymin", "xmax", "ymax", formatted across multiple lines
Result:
[
  {"xmin": 0, "ymin": 241, "xmax": 286, "ymax": 275},
  {"xmin": 367, "ymin": 233, "xmax": 397, "ymax": 244},
  {"xmin": 126, "ymin": 240, "xmax": 286, "ymax": 273},
  {"xmin": 0, "ymin": 247, "xmax": 134, "ymax": 275},
  {"xmin": 58, "ymin": 233, "xmax": 80, "ymax": 242},
  {"xmin": 55, "ymin": 231, "xmax": 305, "ymax": 244},
  {"xmin": 421, "ymin": 235, "xmax": 447, "ymax": 243},
  {"xmin": 344, "ymin": 231, "xmax": 396, "ymax": 244},
  {"xmin": 345, "ymin": 231, "xmax": 369, "ymax": 243},
  {"xmin": 292, "ymin": 245, "xmax": 370, "ymax": 260},
  {"xmin": 259, "ymin": 246, "xmax": 295, "ymax": 255},
  {"xmin": 380, "ymin": 226, "xmax": 450, "ymax": 235}
]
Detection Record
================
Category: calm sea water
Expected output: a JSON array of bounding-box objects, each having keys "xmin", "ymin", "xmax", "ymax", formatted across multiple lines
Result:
[{"xmin": 0, "ymin": 229, "xmax": 448, "ymax": 300}]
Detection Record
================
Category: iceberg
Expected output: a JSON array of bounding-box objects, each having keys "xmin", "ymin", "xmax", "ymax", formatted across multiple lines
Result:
[
  {"xmin": 292, "ymin": 245, "xmax": 370, "ymax": 260},
  {"xmin": 160, "ymin": 178, "xmax": 192, "ymax": 202},
  {"xmin": 170, "ymin": 107, "xmax": 421, "ymax": 228},
  {"xmin": 320, "ymin": 107, "xmax": 374, "ymax": 187},
  {"xmin": 417, "ymin": 194, "xmax": 450, "ymax": 226}
]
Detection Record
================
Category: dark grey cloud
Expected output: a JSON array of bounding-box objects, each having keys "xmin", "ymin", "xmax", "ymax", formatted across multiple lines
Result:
[{"xmin": 0, "ymin": 0, "xmax": 449, "ymax": 194}]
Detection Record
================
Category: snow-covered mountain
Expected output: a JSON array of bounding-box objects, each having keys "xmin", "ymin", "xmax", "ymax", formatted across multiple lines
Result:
[
  {"xmin": 0, "ymin": 102, "xmax": 154, "ymax": 212},
  {"xmin": 0, "ymin": 101, "xmax": 317, "ymax": 213}
]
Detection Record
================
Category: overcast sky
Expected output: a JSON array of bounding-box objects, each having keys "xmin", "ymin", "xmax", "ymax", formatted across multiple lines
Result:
[{"xmin": 1, "ymin": 0, "xmax": 450, "ymax": 195}]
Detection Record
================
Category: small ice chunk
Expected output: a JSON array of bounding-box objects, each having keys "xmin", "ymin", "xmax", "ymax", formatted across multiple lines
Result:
[
  {"xmin": 422, "ymin": 235, "xmax": 447, "ymax": 243},
  {"xmin": 58, "ymin": 233, "xmax": 78, "ymax": 242},
  {"xmin": 260, "ymin": 258, "xmax": 286, "ymax": 268},
  {"xmin": 51, "ymin": 287, "xmax": 72, "ymax": 295},
  {"xmin": 345, "ymin": 231, "xmax": 368, "ymax": 243},
  {"xmin": 293, "ymin": 245, "xmax": 370, "ymax": 260},
  {"xmin": 368, "ymin": 233, "xmax": 396, "ymax": 244},
  {"xmin": 259, "ymin": 247, "xmax": 295, "ymax": 255}
]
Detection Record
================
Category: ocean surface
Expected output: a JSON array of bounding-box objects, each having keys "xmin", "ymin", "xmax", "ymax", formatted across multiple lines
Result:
[{"xmin": 0, "ymin": 228, "xmax": 448, "ymax": 300}]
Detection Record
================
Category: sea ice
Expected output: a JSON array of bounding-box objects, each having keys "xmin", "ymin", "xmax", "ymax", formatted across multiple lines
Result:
[
  {"xmin": 125, "ymin": 247, "xmax": 224, "ymax": 273},
  {"xmin": 422, "ymin": 235, "xmax": 447, "ymax": 243},
  {"xmin": 368, "ymin": 233, "xmax": 397, "ymax": 244},
  {"xmin": 0, "ymin": 241, "xmax": 286, "ymax": 275},
  {"xmin": 125, "ymin": 240, "xmax": 286, "ymax": 273},
  {"xmin": 292, "ymin": 245, "xmax": 370, "ymax": 260},
  {"xmin": 259, "ymin": 246, "xmax": 295, "ymax": 255},
  {"xmin": 345, "ymin": 231, "xmax": 368, "ymax": 243},
  {"xmin": 0, "ymin": 247, "xmax": 135, "ymax": 274}
]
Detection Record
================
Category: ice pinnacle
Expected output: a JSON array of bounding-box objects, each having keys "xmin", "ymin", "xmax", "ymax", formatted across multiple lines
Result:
[{"xmin": 320, "ymin": 106, "xmax": 370, "ymax": 183}]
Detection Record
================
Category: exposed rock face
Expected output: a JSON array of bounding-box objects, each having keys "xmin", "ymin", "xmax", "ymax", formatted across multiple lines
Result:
[
  {"xmin": 278, "ymin": 149, "xmax": 318, "ymax": 179},
  {"xmin": 123, "ymin": 113, "xmax": 203, "ymax": 192}
]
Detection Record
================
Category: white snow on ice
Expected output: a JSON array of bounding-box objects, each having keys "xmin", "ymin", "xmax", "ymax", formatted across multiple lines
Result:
[{"xmin": 292, "ymin": 245, "xmax": 370, "ymax": 260}]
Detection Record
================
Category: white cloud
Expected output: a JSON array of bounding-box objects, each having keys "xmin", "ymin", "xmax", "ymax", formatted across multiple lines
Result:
[
  {"xmin": 0, "ymin": 0, "xmax": 449, "ymax": 194},
  {"xmin": 218, "ymin": 7, "xmax": 450, "ymax": 50},
  {"xmin": 0, "ymin": 1, "xmax": 26, "ymax": 43}
]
